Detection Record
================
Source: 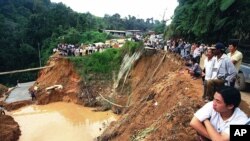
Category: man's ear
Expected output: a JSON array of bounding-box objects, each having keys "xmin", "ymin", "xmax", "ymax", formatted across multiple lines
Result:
[{"xmin": 227, "ymin": 104, "xmax": 234, "ymax": 110}]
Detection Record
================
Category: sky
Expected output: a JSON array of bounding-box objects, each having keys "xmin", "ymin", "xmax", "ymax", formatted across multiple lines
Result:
[{"xmin": 50, "ymin": 0, "xmax": 179, "ymax": 21}]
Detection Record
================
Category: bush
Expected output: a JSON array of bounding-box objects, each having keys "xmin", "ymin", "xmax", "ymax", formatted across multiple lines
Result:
[
  {"xmin": 80, "ymin": 31, "xmax": 108, "ymax": 44},
  {"xmin": 70, "ymin": 41, "xmax": 142, "ymax": 81},
  {"xmin": 70, "ymin": 48, "xmax": 122, "ymax": 80},
  {"xmin": 121, "ymin": 41, "xmax": 143, "ymax": 56}
]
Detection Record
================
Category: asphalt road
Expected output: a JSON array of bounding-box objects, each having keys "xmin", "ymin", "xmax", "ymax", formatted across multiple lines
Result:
[{"xmin": 5, "ymin": 81, "xmax": 35, "ymax": 103}]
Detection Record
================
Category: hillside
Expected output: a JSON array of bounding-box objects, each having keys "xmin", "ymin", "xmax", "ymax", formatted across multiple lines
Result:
[
  {"xmin": 98, "ymin": 51, "xmax": 204, "ymax": 140},
  {"xmin": 31, "ymin": 53, "xmax": 82, "ymax": 105},
  {"xmin": 1, "ymin": 49, "xmax": 250, "ymax": 141},
  {"xmin": 28, "ymin": 50, "xmax": 205, "ymax": 140},
  {"xmin": 99, "ymin": 50, "xmax": 250, "ymax": 141}
]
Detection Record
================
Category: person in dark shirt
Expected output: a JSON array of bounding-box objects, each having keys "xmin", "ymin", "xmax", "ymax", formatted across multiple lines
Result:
[
  {"xmin": 187, "ymin": 58, "xmax": 202, "ymax": 79},
  {"xmin": 0, "ymin": 105, "xmax": 5, "ymax": 115},
  {"xmin": 30, "ymin": 90, "xmax": 36, "ymax": 101}
]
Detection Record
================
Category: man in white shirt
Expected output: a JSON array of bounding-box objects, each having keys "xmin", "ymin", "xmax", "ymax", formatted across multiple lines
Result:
[
  {"xmin": 190, "ymin": 86, "xmax": 248, "ymax": 141},
  {"xmin": 205, "ymin": 43, "xmax": 237, "ymax": 100},
  {"xmin": 193, "ymin": 43, "xmax": 201, "ymax": 64},
  {"xmin": 202, "ymin": 48, "xmax": 215, "ymax": 100}
]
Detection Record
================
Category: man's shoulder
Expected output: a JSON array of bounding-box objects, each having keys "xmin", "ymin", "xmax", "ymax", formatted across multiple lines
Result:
[
  {"xmin": 203, "ymin": 101, "xmax": 214, "ymax": 108},
  {"xmin": 234, "ymin": 108, "xmax": 248, "ymax": 118},
  {"xmin": 232, "ymin": 108, "xmax": 249, "ymax": 124},
  {"xmin": 235, "ymin": 50, "xmax": 243, "ymax": 56}
]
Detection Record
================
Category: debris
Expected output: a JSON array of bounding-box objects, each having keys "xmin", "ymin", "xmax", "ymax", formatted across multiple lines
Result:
[
  {"xmin": 45, "ymin": 85, "xmax": 63, "ymax": 91},
  {"xmin": 154, "ymin": 101, "xmax": 158, "ymax": 106}
]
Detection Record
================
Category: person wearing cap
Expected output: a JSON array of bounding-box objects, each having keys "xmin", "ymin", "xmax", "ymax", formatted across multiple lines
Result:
[
  {"xmin": 227, "ymin": 40, "xmax": 243, "ymax": 72},
  {"xmin": 204, "ymin": 42, "xmax": 237, "ymax": 101}
]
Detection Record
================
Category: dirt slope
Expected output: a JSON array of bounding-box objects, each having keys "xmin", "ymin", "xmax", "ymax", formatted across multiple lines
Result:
[
  {"xmin": 0, "ymin": 84, "xmax": 8, "ymax": 98},
  {"xmin": 99, "ymin": 51, "xmax": 250, "ymax": 141},
  {"xmin": 33, "ymin": 53, "xmax": 82, "ymax": 105},
  {"xmin": 0, "ymin": 115, "xmax": 21, "ymax": 141}
]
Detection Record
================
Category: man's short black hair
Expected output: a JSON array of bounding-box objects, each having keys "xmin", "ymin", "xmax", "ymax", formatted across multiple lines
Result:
[
  {"xmin": 228, "ymin": 39, "xmax": 239, "ymax": 47},
  {"xmin": 216, "ymin": 86, "xmax": 241, "ymax": 108}
]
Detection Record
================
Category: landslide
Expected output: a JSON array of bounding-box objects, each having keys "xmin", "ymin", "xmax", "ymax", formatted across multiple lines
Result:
[
  {"xmin": 32, "ymin": 53, "xmax": 82, "ymax": 105},
  {"xmin": 0, "ymin": 84, "xmax": 8, "ymax": 98},
  {"xmin": 0, "ymin": 115, "xmax": 21, "ymax": 141},
  {"xmin": 99, "ymin": 50, "xmax": 250, "ymax": 141}
]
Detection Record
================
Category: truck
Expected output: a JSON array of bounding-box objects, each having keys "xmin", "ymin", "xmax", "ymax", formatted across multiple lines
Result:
[{"xmin": 235, "ymin": 42, "xmax": 250, "ymax": 91}]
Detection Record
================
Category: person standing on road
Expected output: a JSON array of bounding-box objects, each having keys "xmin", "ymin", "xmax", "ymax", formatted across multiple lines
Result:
[
  {"xmin": 16, "ymin": 80, "xmax": 20, "ymax": 87},
  {"xmin": 0, "ymin": 105, "xmax": 5, "ymax": 115},
  {"xmin": 29, "ymin": 89, "xmax": 36, "ymax": 101}
]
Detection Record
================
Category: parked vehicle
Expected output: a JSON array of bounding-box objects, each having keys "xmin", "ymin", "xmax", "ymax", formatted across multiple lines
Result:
[{"xmin": 235, "ymin": 42, "xmax": 250, "ymax": 90}]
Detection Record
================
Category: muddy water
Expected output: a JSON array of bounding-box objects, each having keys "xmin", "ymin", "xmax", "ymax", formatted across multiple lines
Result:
[{"xmin": 11, "ymin": 102, "xmax": 117, "ymax": 141}]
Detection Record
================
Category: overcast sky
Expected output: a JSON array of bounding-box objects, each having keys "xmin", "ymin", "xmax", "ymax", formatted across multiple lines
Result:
[{"xmin": 50, "ymin": 0, "xmax": 179, "ymax": 21}]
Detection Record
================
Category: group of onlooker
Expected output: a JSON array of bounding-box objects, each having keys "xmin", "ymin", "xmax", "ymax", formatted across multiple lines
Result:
[
  {"xmin": 53, "ymin": 43, "xmax": 110, "ymax": 56},
  {"xmin": 144, "ymin": 34, "xmax": 165, "ymax": 49},
  {"xmin": 53, "ymin": 43, "xmax": 82, "ymax": 56},
  {"xmin": 186, "ymin": 40, "xmax": 249, "ymax": 141},
  {"xmin": 149, "ymin": 38, "xmax": 248, "ymax": 140}
]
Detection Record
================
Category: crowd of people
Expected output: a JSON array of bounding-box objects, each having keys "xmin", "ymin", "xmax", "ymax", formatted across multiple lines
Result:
[
  {"xmin": 53, "ymin": 43, "xmax": 112, "ymax": 56},
  {"xmin": 168, "ymin": 39, "xmax": 249, "ymax": 141},
  {"xmin": 144, "ymin": 34, "xmax": 165, "ymax": 49}
]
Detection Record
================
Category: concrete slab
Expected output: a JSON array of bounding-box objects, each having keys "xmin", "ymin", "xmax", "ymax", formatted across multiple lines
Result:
[{"xmin": 5, "ymin": 81, "xmax": 35, "ymax": 103}]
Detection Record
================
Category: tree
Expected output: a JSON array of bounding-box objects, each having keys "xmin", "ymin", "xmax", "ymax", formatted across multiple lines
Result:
[{"xmin": 166, "ymin": 0, "xmax": 250, "ymax": 43}]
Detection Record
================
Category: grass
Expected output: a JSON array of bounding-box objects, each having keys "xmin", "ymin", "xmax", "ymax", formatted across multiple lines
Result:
[
  {"xmin": 69, "ymin": 41, "xmax": 143, "ymax": 81},
  {"xmin": 130, "ymin": 123, "xmax": 158, "ymax": 141}
]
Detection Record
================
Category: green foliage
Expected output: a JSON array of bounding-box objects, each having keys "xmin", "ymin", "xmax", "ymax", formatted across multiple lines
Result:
[
  {"xmin": 80, "ymin": 31, "xmax": 108, "ymax": 44},
  {"xmin": 70, "ymin": 48, "xmax": 122, "ymax": 80},
  {"xmin": 70, "ymin": 41, "xmax": 142, "ymax": 81},
  {"xmin": 0, "ymin": 0, "xmax": 159, "ymax": 85},
  {"xmin": 166, "ymin": 0, "xmax": 250, "ymax": 43},
  {"xmin": 153, "ymin": 20, "xmax": 166, "ymax": 34},
  {"xmin": 214, "ymin": 17, "xmax": 229, "ymax": 31},
  {"xmin": 121, "ymin": 41, "xmax": 143, "ymax": 56},
  {"xmin": 207, "ymin": 0, "xmax": 216, "ymax": 6},
  {"xmin": 63, "ymin": 28, "xmax": 81, "ymax": 44},
  {"xmin": 220, "ymin": 0, "xmax": 235, "ymax": 11}
]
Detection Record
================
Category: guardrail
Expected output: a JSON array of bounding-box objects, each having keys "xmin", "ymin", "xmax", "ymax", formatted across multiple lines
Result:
[{"xmin": 0, "ymin": 65, "xmax": 53, "ymax": 75}]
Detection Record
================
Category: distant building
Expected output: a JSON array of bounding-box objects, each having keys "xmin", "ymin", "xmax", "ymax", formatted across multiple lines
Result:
[
  {"xmin": 125, "ymin": 30, "xmax": 142, "ymax": 36},
  {"xmin": 103, "ymin": 30, "xmax": 126, "ymax": 37},
  {"xmin": 102, "ymin": 30, "xmax": 142, "ymax": 37}
]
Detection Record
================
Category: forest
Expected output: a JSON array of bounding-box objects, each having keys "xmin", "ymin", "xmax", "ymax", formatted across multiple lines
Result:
[
  {"xmin": 166, "ymin": 0, "xmax": 250, "ymax": 44},
  {"xmin": 1, "ymin": 0, "xmax": 250, "ymax": 85},
  {"xmin": 0, "ymin": 0, "xmax": 163, "ymax": 85}
]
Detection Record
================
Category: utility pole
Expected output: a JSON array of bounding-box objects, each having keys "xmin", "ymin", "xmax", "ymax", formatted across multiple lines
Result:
[
  {"xmin": 162, "ymin": 8, "xmax": 167, "ymax": 22},
  {"xmin": 38, "ymin": 42, "xmax": 41, "ymax": 67}
]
